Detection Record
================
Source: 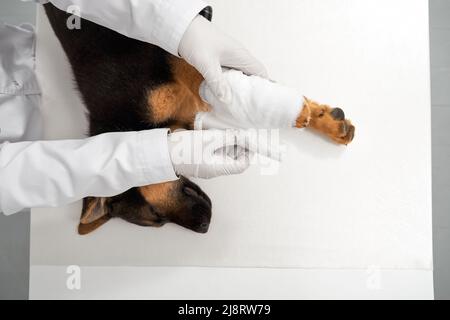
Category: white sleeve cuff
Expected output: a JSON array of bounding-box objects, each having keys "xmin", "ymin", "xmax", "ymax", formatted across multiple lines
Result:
[{"xmin": 136, "ymin": 129, "xmax": 178, "ymax": 185}]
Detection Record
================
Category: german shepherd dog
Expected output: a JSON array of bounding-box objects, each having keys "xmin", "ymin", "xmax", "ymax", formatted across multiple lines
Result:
[{"xmin": 44, "ymin": 3, "xmax": 354, "ymax": 235}]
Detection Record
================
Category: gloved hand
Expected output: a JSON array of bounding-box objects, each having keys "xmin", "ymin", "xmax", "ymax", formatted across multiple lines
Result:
[
  {"xmin": 168, "ymin": 129, "xmax": 252, "ymax": 179},
  {"xmin": 179, "ymin": 15, "xmax": 268, "ymax": 103}
]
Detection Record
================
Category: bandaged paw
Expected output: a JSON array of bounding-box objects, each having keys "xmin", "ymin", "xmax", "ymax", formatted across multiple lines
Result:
[
  {"xmin": 196, "ymin": 69, "xmax": 304, "ymax": 130},
  {"xmin": 195, "ymin": 69, "xmax": 355, "ymax": 148}
]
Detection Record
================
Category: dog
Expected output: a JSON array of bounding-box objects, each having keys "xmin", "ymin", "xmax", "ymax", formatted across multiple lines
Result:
[{"xmin": 44, "ymin": 3, "xmax": 355, "ymax": 235}]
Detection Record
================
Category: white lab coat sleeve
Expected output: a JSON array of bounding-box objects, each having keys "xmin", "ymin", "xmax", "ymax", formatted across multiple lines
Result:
[
  {"xmin": 0, "ymin": 129, "xmax": 178, "ymax": 215},
  {"xmin": 40, "ymin": 0, "xmax": 210, "ymax": 56}
]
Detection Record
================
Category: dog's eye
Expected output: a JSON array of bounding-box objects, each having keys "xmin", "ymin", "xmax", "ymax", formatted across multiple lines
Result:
[{"xmin": 318, "ymin": 110, "xmax": 325, "ymax": 118}]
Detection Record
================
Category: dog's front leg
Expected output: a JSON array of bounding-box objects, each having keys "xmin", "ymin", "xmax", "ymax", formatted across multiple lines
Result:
[{"xmin": 195, "ymin": 69, "xmax": 355, "ymax": 145}]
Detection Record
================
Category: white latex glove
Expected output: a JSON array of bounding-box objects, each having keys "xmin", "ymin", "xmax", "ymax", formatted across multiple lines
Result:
[
  {"xmin": 179, "ymin": 15, "xmax": 268, "ymax": 103},
  {"xmin": 168, "ymin": 129, "xmax": 252, "ymax": 179}
]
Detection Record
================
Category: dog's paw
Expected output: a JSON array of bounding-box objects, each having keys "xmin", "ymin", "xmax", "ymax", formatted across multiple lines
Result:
[{"xmin": 296, "ymin": 97, "xmax": 355, "ymax": 145}]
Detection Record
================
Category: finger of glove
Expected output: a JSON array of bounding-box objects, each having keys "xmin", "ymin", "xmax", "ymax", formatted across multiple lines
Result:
[
  {"xmin": 201, "ymin": 61, "xmax": 232, "ymax": 104},
  {"xmin": 199, "ymin": 80, "xmax": 221, "ymax": 107},
  {"xmin": 222, "ymin": 48, "xmax": 269, "ymax": 79},
  {"xmin": 219, "ymin": 149, "xmax": 252, "ymax": 175}
]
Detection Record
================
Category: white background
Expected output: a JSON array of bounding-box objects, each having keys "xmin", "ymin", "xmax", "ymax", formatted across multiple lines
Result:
[{"xmin": 30, "ymin": 0, "xmax": 433, "ymax": 299}]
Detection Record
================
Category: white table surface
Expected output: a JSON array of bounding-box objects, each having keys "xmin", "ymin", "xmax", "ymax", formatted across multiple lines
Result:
[{"xmin": 30, "ymin": 0, "xmax": 433, "ymax": 299}]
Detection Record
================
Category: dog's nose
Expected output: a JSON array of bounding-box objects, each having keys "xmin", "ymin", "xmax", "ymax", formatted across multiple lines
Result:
[{"xmin": 331, "ymin": 108, "xmax": 345, "ymax": 121}]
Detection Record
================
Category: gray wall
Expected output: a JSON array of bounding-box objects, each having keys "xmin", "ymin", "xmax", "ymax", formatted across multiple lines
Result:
[
  {"xmin": 0, "ymin": 0, "xmax": 37, "ymax": 25},
  {"xmin": 0, "ymin": 212, "xmax": 30, "ymax": 300},
  {"xmin": 430, "ymin": 0, "xmax": 450, "ymax": 300},
  {"xmin": 0, "ymin": 0, "xmax": 36, "ymax": 300}
]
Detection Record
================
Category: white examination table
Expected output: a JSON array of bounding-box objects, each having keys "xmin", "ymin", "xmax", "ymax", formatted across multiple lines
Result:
[{"xmin": 30, "ymin": 0, "xmax": 433, "ymax": 299}]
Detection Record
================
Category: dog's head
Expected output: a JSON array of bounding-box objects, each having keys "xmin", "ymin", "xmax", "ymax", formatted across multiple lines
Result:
[{"xmin": 78, "ymin": 177, "xmax": 212, "ymax": 235}]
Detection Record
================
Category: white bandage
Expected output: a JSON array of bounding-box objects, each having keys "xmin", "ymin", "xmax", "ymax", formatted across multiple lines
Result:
[{"xmin": 195, "ymin": 69, "xmax": 304, "ymax": 130}]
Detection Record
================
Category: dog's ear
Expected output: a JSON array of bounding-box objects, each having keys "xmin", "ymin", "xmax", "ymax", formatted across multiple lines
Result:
[
  {"xmin": 78, "ymin": 215, "xmax": 111, "ymax": 235},
  {"xmin": 80, "ymin": 197, "xmax": 108, "ymax": 224},
  {"xmin": 78, "ymin": 197, "xmax": 111, "ymax": 235}
]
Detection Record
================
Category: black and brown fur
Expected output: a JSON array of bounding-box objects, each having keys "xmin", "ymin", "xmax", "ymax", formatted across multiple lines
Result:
[{"xmin": 44, "ymin": 3, "xmax": 354, "ymax": 235}]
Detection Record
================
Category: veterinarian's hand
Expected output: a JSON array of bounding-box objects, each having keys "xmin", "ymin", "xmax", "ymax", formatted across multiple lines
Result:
[
  {"xmin": 179, "ymin": 15, "xmax": 268, "ymax": 103},
  {"xmin": 168, "ymin": 129, "xmax": 252, "ymax": 179}
]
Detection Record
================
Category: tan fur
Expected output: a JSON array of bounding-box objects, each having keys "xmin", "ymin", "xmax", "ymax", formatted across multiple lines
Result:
[
  {"xmin": 147, "ymin": 57, "xmax": 210, "ymax": 127},
  {"xmin": 295, "ymin": 102, "xmax": 312, "ymax": 128},
  {"xmin": 147, "ymin": 84, "xmax": 180, "ymax": 123},
  {"xmin": 138, "ymin": 181, "xmax": 178, "ymax": 211}
]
